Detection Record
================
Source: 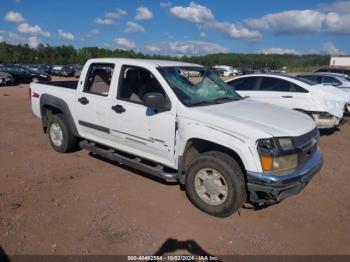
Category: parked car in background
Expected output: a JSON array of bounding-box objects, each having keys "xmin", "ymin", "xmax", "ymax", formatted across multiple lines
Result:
[
  {"xmin": 60, "ymin": 65, "xmax": 75, "ymax": 77},
  {"xmin": 297, "ymin": 73, "xmax": 350, "ymax": 91},
  {"xmin": 29, "ymin": 58, "xmax": 323, "ymax": 217},
  {"xmin": 226, "ymin": 74, "xmax": 347, "ymax": 129},
  {"xmin": 0, "ymin": 64, "xmax": 51, "ymax": 83},
  {"xmin": 314, "ymin": 67, "xmax": 350, "ymax": 76},
  {"xmin": 51, "ymin": 65, "xmax": 63, "ymax": 76},
  {"xmin": 0, "ymin": 71, "xmax": 14, "ymax": 85},
  {"xmin": 213, "ymin": 65, "xmax": 238, "ymax": 77},
  {"xmin": 74, "ymin": 65, "xmax": 82, "ymax": 78}
]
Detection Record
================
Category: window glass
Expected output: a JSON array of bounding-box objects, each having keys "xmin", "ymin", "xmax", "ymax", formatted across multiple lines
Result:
[
  {"xmin": 118, "ymin": 65, "xmax": 166, "ymax": 104},
  {"xmin": 84, "ymin": 63, "xmax": 114, "ymax": 96},
  {"xmin": 158, "ymin": 67, "xmax": 241, "ymax": 107},
  {"xmin": 227, "ymin": 77, "xmax": 259, "ymax": 91},
  {"xmin": 321, "ymin": 76, "xmax": 341, "ymax": 85},
  {"xmin": 291, "ymin": 83, "xmax": 308, "ymax": 93},
  {"xmin": 259, "ymin": 77, "xmax": 292, "ymax": 92}
]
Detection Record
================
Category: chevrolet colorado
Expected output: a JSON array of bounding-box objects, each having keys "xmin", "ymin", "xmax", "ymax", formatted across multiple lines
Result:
[{"xmin": 30, "ymin": 58, "xmax": 323, "ymax": 217}]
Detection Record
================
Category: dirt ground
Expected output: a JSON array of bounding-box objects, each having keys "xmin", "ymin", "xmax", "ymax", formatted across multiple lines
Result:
[{"xmin": 0, "ymin": 79, "xmax": 350, "ymax": 256}]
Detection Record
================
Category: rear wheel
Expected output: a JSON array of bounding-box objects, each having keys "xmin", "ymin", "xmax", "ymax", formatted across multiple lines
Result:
[
  {"xmin": 185, "ymin": 151, "xmax": 246, "ymax": 217},
  {"xmin": 47, "ymin": 114, "xmax": 79, "ymax": 153}
]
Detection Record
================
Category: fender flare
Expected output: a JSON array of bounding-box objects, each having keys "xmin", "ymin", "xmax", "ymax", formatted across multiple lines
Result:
[{"xmin": 40, "ymin": 94, "xmax": 79, "ymax": 136}]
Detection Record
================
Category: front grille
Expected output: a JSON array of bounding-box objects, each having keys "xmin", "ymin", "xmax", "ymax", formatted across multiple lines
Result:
[
  {"xmin": 293, "ymin": 128, "xmax": 319, "ymax": 168},
  {"xmin": 293, "ymin": 127, "xmax": 318, "ymax": 149}
]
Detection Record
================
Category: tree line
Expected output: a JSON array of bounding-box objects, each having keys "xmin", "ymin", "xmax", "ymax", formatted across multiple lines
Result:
[{"xmin": 0, "ymin": 42, "xmax": 330, "ymax": 71}]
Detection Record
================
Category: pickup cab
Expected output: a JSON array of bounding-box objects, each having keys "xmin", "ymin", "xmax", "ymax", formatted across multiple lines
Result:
[{"xmin": 30, "ymin": 58, "xmax": 323, "ymax": 217}]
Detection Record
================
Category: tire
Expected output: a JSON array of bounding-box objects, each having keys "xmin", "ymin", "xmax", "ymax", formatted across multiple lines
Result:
[
  {"xmin": 185, "ymin": 151, "xmax": 246, "ymax": 217},
  {"xmin": 47, "ymin": 114, "xmax": 79, "ymax": 153}
]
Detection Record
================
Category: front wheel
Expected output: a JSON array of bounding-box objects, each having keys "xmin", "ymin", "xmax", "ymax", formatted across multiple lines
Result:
[
  {"xmin": 47, "ymin": 114, "xmax": 79, "ymax": 153},
  {"xmin": 185, "ymin": 151, "xmax": 246, "ymax": 217}
]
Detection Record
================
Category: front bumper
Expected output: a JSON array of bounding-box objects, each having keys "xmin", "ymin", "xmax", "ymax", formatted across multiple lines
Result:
[{"xmin": 246, "ymin": 147, "xmax": 323, "ymax": 205}]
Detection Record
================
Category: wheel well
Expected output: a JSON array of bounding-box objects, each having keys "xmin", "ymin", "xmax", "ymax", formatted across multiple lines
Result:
[
  {"xmin": 183, "ymin": 138, "xmax": 246, "ymax": 173},
  {"xmin": 41, "ymin": 105, "xmax": 63, "ymax": 133}
]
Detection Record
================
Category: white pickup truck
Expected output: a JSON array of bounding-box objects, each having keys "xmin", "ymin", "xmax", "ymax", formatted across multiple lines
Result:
[{"xmin": 30, "ymin": 58, "xmax": 323, "ymax": 217}]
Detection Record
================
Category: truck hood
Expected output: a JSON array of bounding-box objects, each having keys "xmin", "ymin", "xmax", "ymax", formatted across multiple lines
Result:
[{"xmin": 180, "ymin": 99, "xmax": 316, "ymax": 139}]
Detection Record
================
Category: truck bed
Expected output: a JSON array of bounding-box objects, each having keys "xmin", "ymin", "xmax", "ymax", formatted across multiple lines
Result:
[{"xmin": 38, "ymin": 80, "xmax": 78, "ymax": 90}]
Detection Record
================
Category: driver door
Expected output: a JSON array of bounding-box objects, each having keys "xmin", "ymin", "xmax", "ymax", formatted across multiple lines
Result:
[{"xmin": 109, "ymin": 65, "xmax": 177, "ymax": 167}]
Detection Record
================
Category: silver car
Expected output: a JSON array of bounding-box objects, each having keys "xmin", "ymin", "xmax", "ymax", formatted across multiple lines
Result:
[
  {"xmin": 297, "ymin": 72, "xmax": 350, "ymax": 91},
  {"xmin": 0, "ymin": 71, "xmax": 14, "ymax": 86}
]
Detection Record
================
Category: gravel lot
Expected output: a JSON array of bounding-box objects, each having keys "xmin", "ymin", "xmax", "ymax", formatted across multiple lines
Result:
[{"xmin": 1, "ymin": 80, "xmax": 350, "ymax": 256}]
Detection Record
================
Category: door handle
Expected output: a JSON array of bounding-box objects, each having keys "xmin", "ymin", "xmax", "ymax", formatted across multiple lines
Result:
[
  {"xmin": 112, "ymin": 104, "xmax": 126, "ymax": 114},
  {"xmin": 282, "ymin": 95, "xmax": 293, "ymax": 98},
  {"xmin": 78, "ymin": 97, "xmax": 89, "ymax": 105}
]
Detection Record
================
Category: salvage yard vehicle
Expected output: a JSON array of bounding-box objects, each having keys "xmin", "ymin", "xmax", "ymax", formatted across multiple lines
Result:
[
  {"xmin": 0, "ymin": 71, "xmax": 14, "ymax": 86},
  {"xmin": 226, "ymin": 74, "xmax": 347, "ymax": 129},
  {"xmin": 0, "ymin": 64, "xmax": 51, "ymax": 83},
  {"xmin": 30, "ymin": 58, "xmax": 323, "ymax": 217},
  {"xmin": 297, "ymin": 73, "xmax": 350, "ymax": 90}
]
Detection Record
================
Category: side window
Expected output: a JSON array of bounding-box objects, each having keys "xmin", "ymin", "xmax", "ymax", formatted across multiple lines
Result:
[
  {"xmin": 259, "ymin": 77, "xmax": 292, "ymax": 92},
  {"xmin": 84, "ymin": 63, "xmax": 114, "ymax": 96},
  {"xmin": 118, "ymin": 65, "xmax": 166, "ymax": 104},
  {"xmin": 321, "ymin": 76, "xmax": 341, "ymax": 85},
  {"xmin": 227, "ymin": 77, "xmax": 258, "ymax": 91},
  {"xmin": 291, "ymin": 83, "xmax": 309, "ymax": 93}
]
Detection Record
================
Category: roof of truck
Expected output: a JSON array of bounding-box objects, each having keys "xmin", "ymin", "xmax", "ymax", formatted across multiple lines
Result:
[{"xmin": 87, "ymin": 58, "xmax": 202, "ymax": 68}]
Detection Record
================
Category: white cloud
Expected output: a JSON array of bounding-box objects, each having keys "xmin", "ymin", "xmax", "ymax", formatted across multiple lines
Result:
[
  {"xmin": 114, "ymin": 38, "xmax": 135, "ymax": 49},
  {"xmin": 145, "ymin": 44, "xmax": 162, "ymax": 53},
  {"xmin": 259, "ymin": 47, "xmax": 300, "ymax": 55},
  {"xmin": 27, "ymin": 36, "xmax": 41, "ymax": 48},
  {"xmin": 169, "ymin": 40, "xmax": 228, "ymax": 55},
  {"xmin": 160, "ymin": 2, "xmax": 172, "ymax": 8},
  {"xmin": 125, "ymin": 21, "xmax": 145, "ymax": 33},
  {"xmin": 4, "ymin": 11, "xmax": 25, "ymax": 23},
  {"xmin": 0, "ymin": 35, "xmax": 4, "ymax": 42},
  {"xmin": 321, "ymin": 42, "xmax": 340, "ymax": 55},
  {"xmin": 200, "ymin": 32, "xmax": 207, "ymax": 38},
  {"xmin": 135, "ymin": 6, "xmax": 153, "ymax": 20},
  {"xmin": 203, "ymin": 21, "xmax": 261, "ymax": 40},
  {"xmin": 245, "ymin": 4, "xmax": 350, "ymax": 35},
  {"xmin": 170, "ymin": 2, "xmax": 214, "ymax": 23},
  {"xmin": 169, "ymin": 2, "xmax": 259, "ymax": 41},
  {"xmin": 58, "ymin": 29, "xmax": 74, "ymax": 41},
  {"xmin": 245, "ymin": 10, "xmax": 326, "ymax": 34},
  {"xmin": 105, "ymin": 8, "xmax": 127, "ymax": 20},
  {"xmin": 17, "ymin": 23, "xmax": 50, "ymax": 37},
  {"xmin": 94, "ymin": 18, "xmax": 115, "ymax": 25},
  {"xmin": 87, "ymin": 28, "xmax": 99, "ymax": 37}
]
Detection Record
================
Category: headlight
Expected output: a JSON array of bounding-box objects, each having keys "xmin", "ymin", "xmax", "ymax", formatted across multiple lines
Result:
[
  {"xmin": 257, "ymin": 137, "xmax": 298, "ymax": 175},
  {"xmin": 278, "ymin": 138, "xmax": 294, "ymax": 151}
]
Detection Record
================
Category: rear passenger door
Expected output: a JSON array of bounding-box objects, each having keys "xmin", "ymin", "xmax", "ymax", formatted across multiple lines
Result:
[
  {"xmin": 255, "ymin": 77, "xmax": 308, "ymax": 110},
  {"xmin": 75, "ymin": 63, "xmax": 115, "ymax": 144},
  {"xmin": 227, "ymin": 77, "xmax": 260, "ymax": 98}
]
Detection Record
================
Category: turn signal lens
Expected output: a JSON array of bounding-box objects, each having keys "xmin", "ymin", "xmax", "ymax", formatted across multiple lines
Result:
[{"xmin": 260, "ymin": 155, "xmax": 273, "ymax": 172}]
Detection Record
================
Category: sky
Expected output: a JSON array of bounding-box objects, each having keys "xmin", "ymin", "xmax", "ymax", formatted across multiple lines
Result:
[{"xmin": 0, "ymin": 0, "xmax": 349, "ymax": 56}]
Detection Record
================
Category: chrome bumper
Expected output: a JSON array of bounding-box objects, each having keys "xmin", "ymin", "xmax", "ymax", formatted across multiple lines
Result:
[{"xmin": 246, "ymin": 147, "xmax": 323, "ymax": 204}]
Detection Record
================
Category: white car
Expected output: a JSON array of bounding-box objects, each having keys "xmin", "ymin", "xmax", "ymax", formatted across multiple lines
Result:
[
  {"xmin": 213, "ymin": 65, "xmax": 237, "ymax": 77},
  {"xmin": 226, "ymin": 74, "xmax": 348, "ymax": 129},
  {"xmin": 30, "ymin": 59, "xmax": 323, "ymax": 217}
]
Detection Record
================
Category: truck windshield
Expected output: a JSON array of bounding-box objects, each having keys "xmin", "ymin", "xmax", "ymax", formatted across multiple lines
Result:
[{"xmin": 158, "ymin": 67, "xmax": 241, "ymax": 107}]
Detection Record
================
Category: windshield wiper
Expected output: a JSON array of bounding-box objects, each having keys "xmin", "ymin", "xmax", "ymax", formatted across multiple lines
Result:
[{"xmin": 211, "ymin": 96, "xmax": 238, "ymax": 103}]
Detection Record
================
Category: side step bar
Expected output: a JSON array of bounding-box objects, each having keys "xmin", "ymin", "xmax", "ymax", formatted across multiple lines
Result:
[{"xmin": 79, "ymin": 140, "xmax": 178, "ymax": 182}]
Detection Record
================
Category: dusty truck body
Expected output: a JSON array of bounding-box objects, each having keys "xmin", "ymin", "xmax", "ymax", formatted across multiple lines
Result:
[{"xmin": 30, "ymin": 58, "xmax": 323, "ymax": 217}]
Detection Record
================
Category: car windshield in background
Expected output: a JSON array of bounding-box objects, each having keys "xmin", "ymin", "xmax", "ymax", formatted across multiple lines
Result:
[
  {"xmin": 292, "ymin": 75, "xmax": 318, "ymax": 86},
  {"xmin": 158, "ymin": 67, "xmax": 241, "ymax": 107}
]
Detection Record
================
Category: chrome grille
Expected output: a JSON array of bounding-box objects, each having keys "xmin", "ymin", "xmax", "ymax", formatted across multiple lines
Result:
[{"xmin": 293, "ymin": 128, "xmax": 319, "ymax": 168}]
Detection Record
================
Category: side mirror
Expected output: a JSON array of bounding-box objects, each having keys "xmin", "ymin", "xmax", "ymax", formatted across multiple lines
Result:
[{"xmin": 143, "ymin": 92, "xmax": 170, "ymax": 111}]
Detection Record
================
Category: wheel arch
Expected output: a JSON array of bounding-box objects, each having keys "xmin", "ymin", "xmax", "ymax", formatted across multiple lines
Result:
[{"xmin": 40, "ymin": 94, "xmax": 79, "ymax": 136}]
